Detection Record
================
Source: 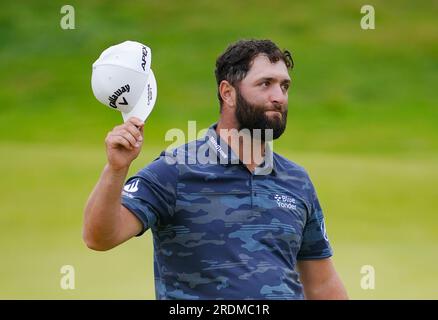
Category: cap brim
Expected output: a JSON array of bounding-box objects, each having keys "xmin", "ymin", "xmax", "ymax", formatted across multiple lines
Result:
[{"xmin": 121, "ymin": 69, "xmax": 157, "ymax": 123}]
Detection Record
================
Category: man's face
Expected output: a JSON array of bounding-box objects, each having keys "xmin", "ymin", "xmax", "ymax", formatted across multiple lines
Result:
[{"xmin": 235, "ymin": 54, "xmax": 290, "ymax": 140}]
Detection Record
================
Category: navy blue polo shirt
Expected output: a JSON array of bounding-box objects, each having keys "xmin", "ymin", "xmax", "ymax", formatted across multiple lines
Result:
[{"xmin": 121, "ymin": 123, "xmax": 332, "ymax": 300}]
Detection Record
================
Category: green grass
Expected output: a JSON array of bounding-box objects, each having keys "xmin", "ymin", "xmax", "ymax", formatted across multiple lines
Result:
[
  {"xmin": 0, "ymin": 0, "xmax": 437, "ymax": 299},
  {"xmin": 0, "ymin": 0, "xmax": 437, "ymax": 154}
]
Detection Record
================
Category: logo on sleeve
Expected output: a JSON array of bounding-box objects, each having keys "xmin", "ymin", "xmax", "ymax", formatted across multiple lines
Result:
[
  {"xmin": 274, "ymin": 194, "xmax": 297, "ymax": 210},
  {"xmin": 124, "ymin": 179, "xmax": 139, "ymax": 193},
  {"xmin": 321, "ymin": 219, "xmax": 329, "ymax": 241}
]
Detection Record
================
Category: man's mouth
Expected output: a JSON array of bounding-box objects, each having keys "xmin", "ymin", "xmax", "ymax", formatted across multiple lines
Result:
[{"xmin": 265, "ymin": 110, "xmax": 282, "ymax": 115}]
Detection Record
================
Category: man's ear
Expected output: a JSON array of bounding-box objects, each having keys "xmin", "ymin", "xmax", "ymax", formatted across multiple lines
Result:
[{"xmin": 219, "ymin": 80, "xmax": 236, "ymax": 108}]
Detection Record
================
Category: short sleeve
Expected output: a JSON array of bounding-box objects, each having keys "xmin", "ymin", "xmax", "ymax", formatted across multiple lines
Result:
[
  {"xmin": 297, "ymin": 176, "xmax": 333, "ymax": 260},
  {"xmin": 121, "ymin": 154, "xmax": 178, "ymax": 236}
]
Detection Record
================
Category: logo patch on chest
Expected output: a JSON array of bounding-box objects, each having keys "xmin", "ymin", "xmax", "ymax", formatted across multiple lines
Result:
[{"xmin": 274, "ymin": 194, "xmax": 297, "ymax": 210}]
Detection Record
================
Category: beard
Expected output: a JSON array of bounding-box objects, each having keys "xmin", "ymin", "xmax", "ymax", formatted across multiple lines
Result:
[{"xmin": 235, "ymin": 87, "xmax": 288, "ymax": 141}]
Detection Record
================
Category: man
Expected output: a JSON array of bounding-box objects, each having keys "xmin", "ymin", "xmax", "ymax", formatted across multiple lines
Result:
[{"xmin": 83, "ymin": 39, "xmax": 348, "ymax": 300}]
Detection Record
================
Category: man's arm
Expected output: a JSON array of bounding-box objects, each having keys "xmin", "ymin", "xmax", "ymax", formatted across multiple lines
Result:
[
  {"xmin": 82, "ymin": 117, "xmax": 145, "ymax": 251},
  {"xmin": 297, "ymin": 258, "xmax": 348, "ymax": 300}
]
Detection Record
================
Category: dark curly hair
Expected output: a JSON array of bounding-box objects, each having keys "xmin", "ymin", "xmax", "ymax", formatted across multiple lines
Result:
[{"xmin": 215, "ymin": 39, "xmax": 293, "ymax": 111}]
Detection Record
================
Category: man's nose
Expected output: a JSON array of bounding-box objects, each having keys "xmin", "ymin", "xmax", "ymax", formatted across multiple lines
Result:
[{"xmin": 269, "ymin": 84, "xmax": 287, "ymax": 106}]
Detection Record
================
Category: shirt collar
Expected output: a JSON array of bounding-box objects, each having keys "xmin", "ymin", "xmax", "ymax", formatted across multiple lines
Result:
[{"xmin": 205, "ymin": 123, "xmax": 276, "ymax": 175}]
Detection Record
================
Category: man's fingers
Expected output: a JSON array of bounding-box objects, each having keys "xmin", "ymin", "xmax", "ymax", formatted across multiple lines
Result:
[
  {"xmin": 111, "ymin": 135, "xmax": 134, "ymax": 150},
  {"xmin": 114, "ymin": 130, "xmax": 138, "ymax": 147},
  {"xmin": 111, "ymin": 122, "xmax": 143, "ymax": 144},
  {"xmin": 126, "ymin": 117, "xmax": 144, "ymax": 129},
  {"xmin": 106, "ymin": 118, "xmax": 144, "ymax": 151},
  {"xmin": 123, "ymin": 122, "xmax": 143, "ymax": 142}
]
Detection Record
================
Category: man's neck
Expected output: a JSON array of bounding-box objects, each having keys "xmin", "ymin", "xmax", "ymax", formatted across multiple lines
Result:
[{"xmin": 216, "ymin": 119, "xmax": 265, "ymax": 173}]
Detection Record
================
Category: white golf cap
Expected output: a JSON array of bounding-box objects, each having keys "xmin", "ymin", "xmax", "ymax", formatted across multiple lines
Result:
[{"xmin": 91, "ymin": 40, "xmax": 157, "ymax": 122}]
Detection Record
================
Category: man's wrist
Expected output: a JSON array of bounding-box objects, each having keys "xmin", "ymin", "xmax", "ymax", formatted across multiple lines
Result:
[{"xmin": 105, "ymin": 163, "xmax": 130, "ymax": 176}]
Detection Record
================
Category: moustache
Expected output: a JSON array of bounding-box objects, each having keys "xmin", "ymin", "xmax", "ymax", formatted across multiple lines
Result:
[{"xmin": 264, "ymin": 104, "xmax": 286, "ymax": 113}]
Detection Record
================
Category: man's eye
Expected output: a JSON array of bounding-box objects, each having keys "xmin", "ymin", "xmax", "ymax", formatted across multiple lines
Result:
[
  {"xmin": 282, "ymin": 83, "xmax": 290, "ymax": 91},
  {"xmin": 261, "ymin": 81, "xmax": 270, "ymax": 87}
]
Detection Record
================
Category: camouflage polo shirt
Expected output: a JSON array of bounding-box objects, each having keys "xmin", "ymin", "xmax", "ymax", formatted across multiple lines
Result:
[{"xmin": 121, "ymin": 123, "xmax": 333, "ymax": 300}]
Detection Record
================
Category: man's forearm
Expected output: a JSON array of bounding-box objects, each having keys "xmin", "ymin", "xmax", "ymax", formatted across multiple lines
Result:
[{"xmin": 83, "ymin": 164, "xmax": 129, "ymax": 249}]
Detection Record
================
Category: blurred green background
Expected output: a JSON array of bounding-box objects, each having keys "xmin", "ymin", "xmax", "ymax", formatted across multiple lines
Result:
[{"xmin": 0, "ymin": 0, "xmax": 437, "ymax": 299}]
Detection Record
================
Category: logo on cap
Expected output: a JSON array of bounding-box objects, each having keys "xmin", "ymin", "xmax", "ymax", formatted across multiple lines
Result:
[
  {"xmin": 108, "ymin": 84, "xmax": 130, "ymax": 109},
  {"xmin": 141, "ymin": 46, "xmax": 148, "ymax": 71}
]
